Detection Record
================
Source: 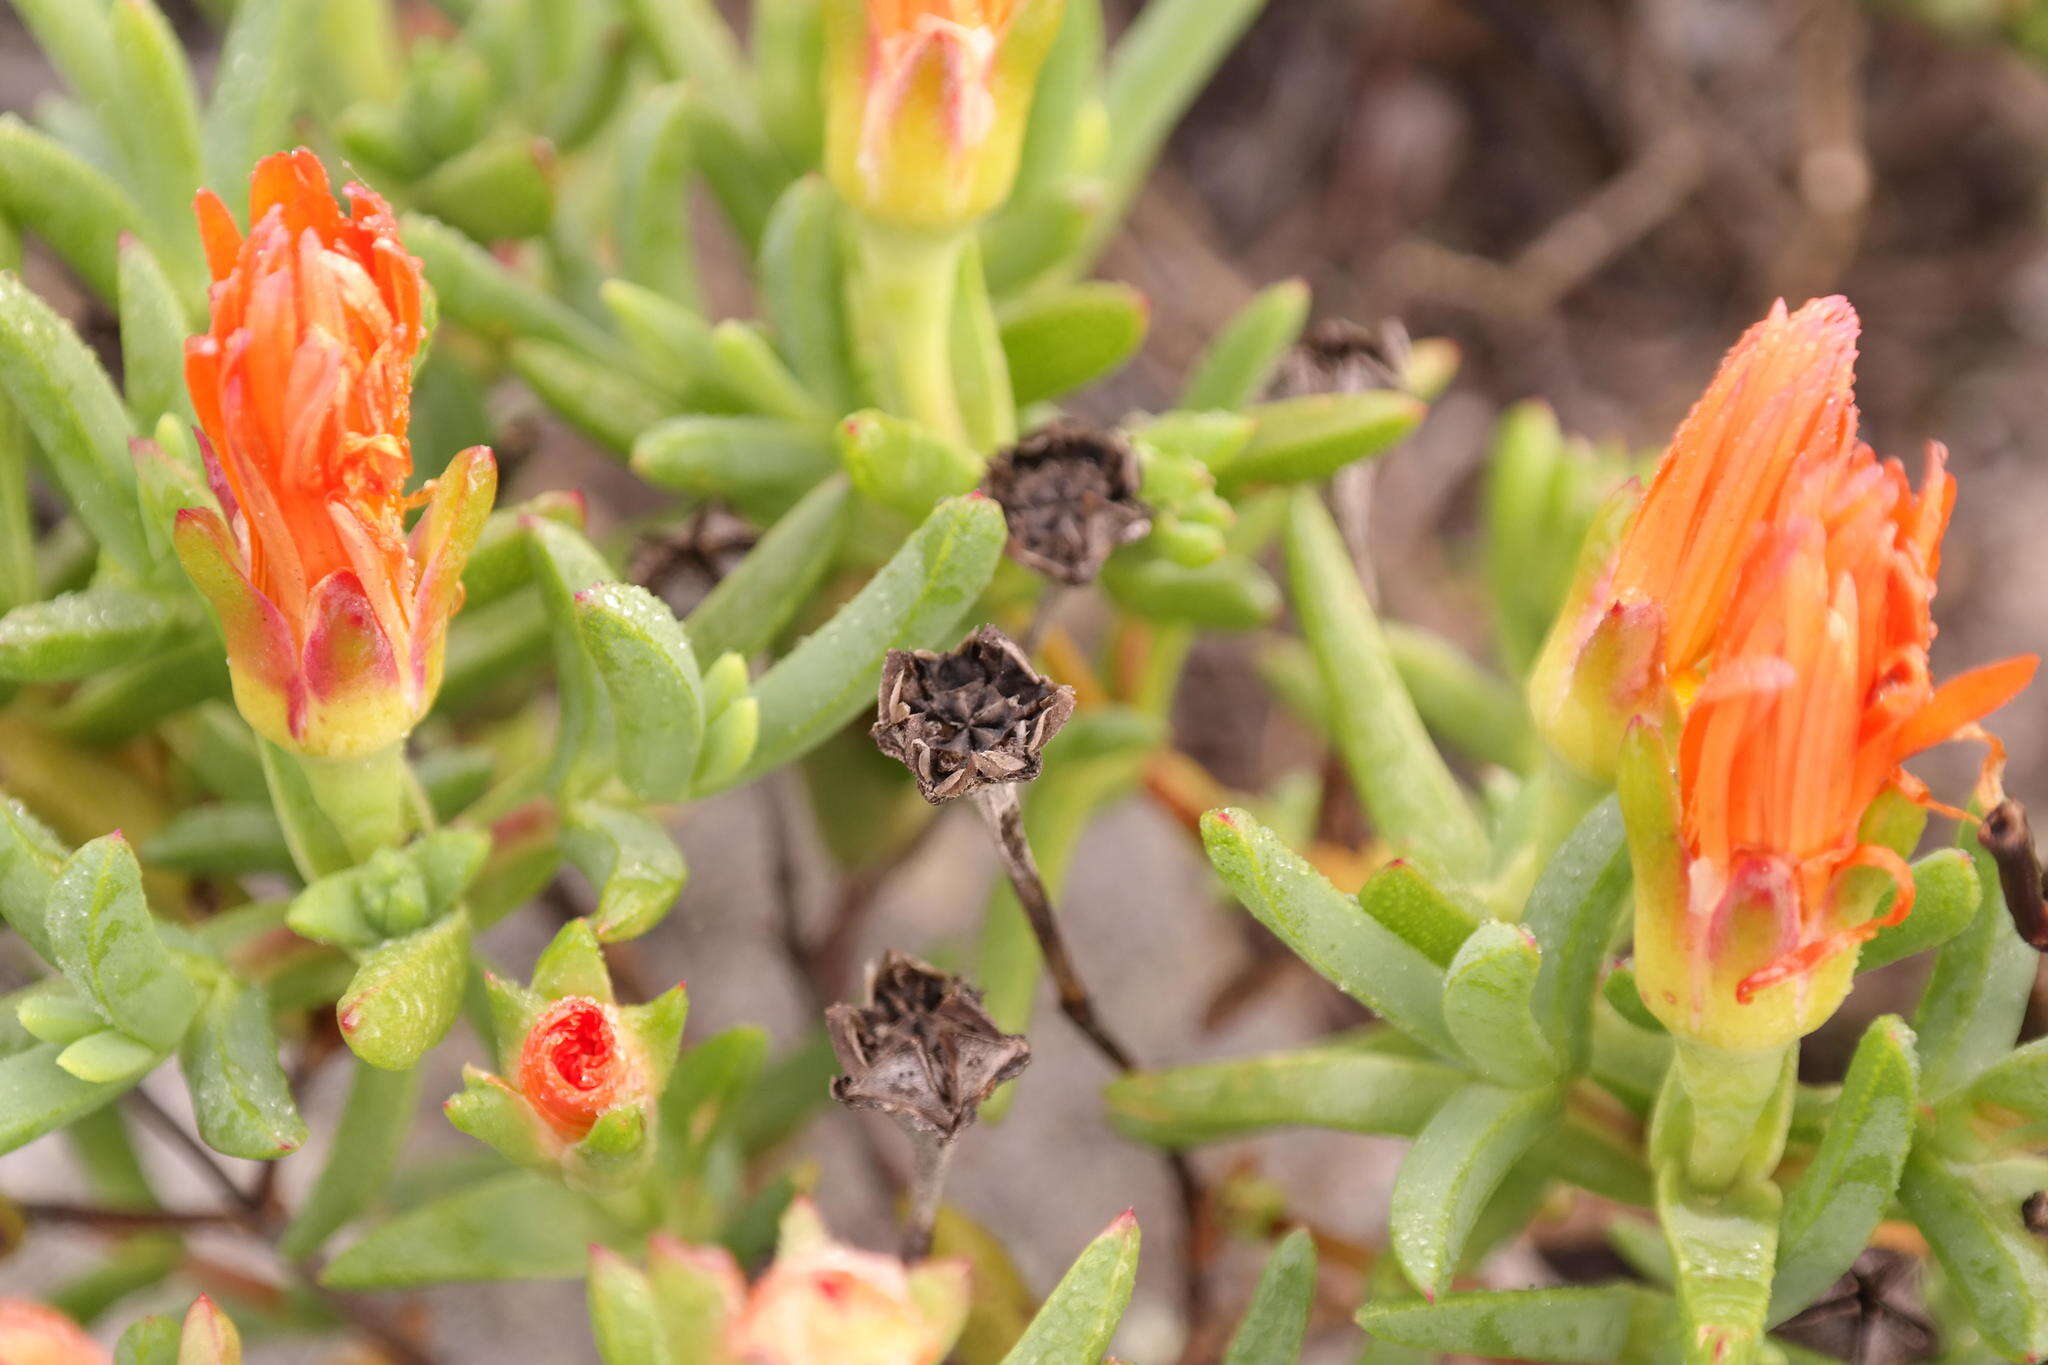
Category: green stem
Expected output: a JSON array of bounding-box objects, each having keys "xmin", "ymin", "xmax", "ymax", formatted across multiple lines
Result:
[
  {"xmin": 261, "ymin": 740, "xmax": 413, "ymax": 879},
  {"xmin": 849, "ymin": 219, "xmax": 970, "ymax": 444},
  {"xmin": 1658, "ymin": 1037, "xmax": 1796, "ymax": 1193}
]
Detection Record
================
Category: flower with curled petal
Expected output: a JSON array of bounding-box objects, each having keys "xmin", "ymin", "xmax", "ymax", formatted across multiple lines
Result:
[{"xmin": 176, "ymin": 148, "xmax": 495, "ymax": 759}]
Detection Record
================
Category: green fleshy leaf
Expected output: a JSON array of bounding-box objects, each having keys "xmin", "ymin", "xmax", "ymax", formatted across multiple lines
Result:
[
  {"xmin": 647, "ymin": 1237, "xmax": 744, "ymax": 1362},
  {"xmin": 279, "ymin": 1058, "xmax": 419, "ymax": 1259},
  {"xmin": 511, "ymin": 339, "xmax": 672, "ymax": 455},
  {"xmin": 1000, "ymin": 1212, "xmax": 1141, "ymax": 1365},
  {"xmin": 1355, "ymin": 859, "xmax": 1481, "ymax": 970},
  {"xmin": 563, "ymin": 802, "xmax": 687, "ymax": 942},
  {"xmin": 632, "ymin": 416, "xmax": 838, "ymax": 524},
  {"xmin": 444, "ymin": 1065, "xmax": 556, "ymax": 1170},
  {"xmin": 0, "ymin": 271, "xmax": 147, "ymax": 573},
  {"xmin": 0, "ymin": 588, "xmax": 196, "ymax": 682},
  {"xmin": 1285, "ymin": 489, "xmax": 1485, "ymax": 882},
  {"xmin": 322, "ymin": 1170, "xmax": 622, "ymax": 1288},
  {"xmin": 1914, "ymin": 821, "xmax": 2037, "ymax": 1099},
  {"xmin": 1658, "ymin": 1167, "xmax": 1780, "ymax": 1365},
  {"xmin": 1769, "ymin": 1016, "xmax": 1917, "ymax": 1322},
  {"xmin": 709, "ymin": 320, "xmax": 824, "ymax": 424},
  {"xmin": 1216, "ymin": 391, "xmax": 1425, "ymax": 493},
  {"xmin": 117, "ymin": 237, "xmax": 198, "ymax": 427},
  {"xmin": 1000, "ymin": 282, "xmax": 1149, "ymax": 406},
  {"xmin": 0, "ymin": 793, "xmax": 68, "ymax": 962},
  {"xmin": 760, "ymin": 175, "xmax": 855, "ymax": 413},
  {"xmin": 405, "ymin": 212, "xmax": 625, "ymax": 359},
  {"xmin": 838, "ymin": 409, "xmax": 983, "ymax": 520},
  {"xmin": 1898, "ymin": 1145, "xmax": 2048, "ymax": 1361},
  {"xmin": 115, "ymin": 1313, "xmax": 180, "ymax": 1365},
  {"xmin": 685, "ymin": 475, "xmax": 850, "ymax": 662},
  {"xmin": 416, "ymin": 134, "xmax": 556, "ymax": 242},
  {"xmin": 105, "ymin": 0, "xmax": 204, "ymax": 297},
  {"xmin": 589, "ymin": 1248, "xmax": 675, "ymax": 1365},
  {"xmin": 1098, "ymin": 552, "xmax": 1280, "ymax": 630},
  {"xmin": 1384, "ymin": 621, "xmax": 1535, "ymax": 769},
  {"xmin": 1390, "ymin": 1081, "xmax": 1562, "ymax": 1297},
  {"xmin": 45, "ymin": 834, "xmax": 198, "ymax": 1050},
  {"xmin": 613, "ymin": 84, "xmax": 700, "ymax": 311},
  {"xmin": 1359, "ymin": 1285, "xmax": 1668, "ymax": 1363},
  {"xmin": 0, "ymin": 116, "xmax": 145, "ymax": 304},
  {"xmin": 1200, "ymin": 807, "xmax": 1455, "ymax": 1056},
  {"xmin": 174, "ymin": 1295, "xmax": 241, "ymax": 1364},
  {"xmin": 201, "ymin": 0, "xmax": 317, "ymax": 192},
  {"xmin": 1222, "ymin": 1228, "xmax": 1315, "ymax": 1365},
  {"xmin": 51, "ymin": 636, "xmax": 229, "ymax": 744},
  {"xmin": 574, "ymin": 582, "xmax": 705, "ymax": 802},
  {"xmin": 533, "ymin": 918, "xmax": 615, "ymax": 1003},
  {"xmin": 1967, "ymin": 1035, "xmax": 2048, "ymax": 1121},
  {"xmin": 0, "ymin": 1040, "xmax": 138, "ymax": 1154},
  {"xmin": 58, "ymin": 1028, "xmax": 162, "ymax": 1084},
  {"xmin": 179, "ymin": 979, "xmax": 307, "ymax": 1159},
  {"xmin": 337, "ymin": 910, "xmax": 470, "ymax": 1071},
  {"xmin": 528, "ymin": 518, "xmax": 619, "ymax": 799},
  {"xmin": 1444, "ymin": 921, "xmax": 1559, "ymax": 1087},
  {"xmin": 1105, "ymin": 1045, "xmax": 1465, "ymax": 1148},
  {"xmin": 141, "ymin": 804, "xmax": 292, "ymax": 879},
  {"xmin": 1858, "ymin": 847, "xmax": 1979, "ymax": 973},
  {"xmin": 1524, "ymin": 797, "xmax": 1632, "ymax": 1075},
  {"xmin": 723, "ymin": 494, "xmax": 1006, "ymax": 788},
  {"xmin": 1180, "ymin": 279, "xmax": 1310, "ymax": 411}
]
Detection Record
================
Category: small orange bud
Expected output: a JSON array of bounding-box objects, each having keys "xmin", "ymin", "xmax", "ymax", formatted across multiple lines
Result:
[
  {"xmin": 0, "ymin": 1299, "xmax": 108, "ymax": 1365},
  {"xmin": 517, "ymin": 996, "xmax": 636, "ymax": 1140}
]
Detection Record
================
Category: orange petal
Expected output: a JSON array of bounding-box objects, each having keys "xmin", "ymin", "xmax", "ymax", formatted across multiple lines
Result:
[{"xmin": 1896, "ymin": 655, "xmax": 2038, "ymax": 759}]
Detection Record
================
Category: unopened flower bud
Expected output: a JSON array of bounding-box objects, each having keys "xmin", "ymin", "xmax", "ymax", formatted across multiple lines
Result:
[
  {"xmin": 873, "ymin": 625, "xmax": 1075, "ymax": 803},
  {"xmin": 0, "ymin": 1300, "xmax": 107, "ymax": 1365},
  {"xmin": 981, "ymin": 421, "xmax": 1151, "ymax": 586},
  {"xmin": 827, "ymin": 951, "xmax": 1030, "ymax": 1137}
]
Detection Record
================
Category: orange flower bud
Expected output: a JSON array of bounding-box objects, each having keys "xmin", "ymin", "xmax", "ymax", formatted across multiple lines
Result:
[
  {"xmin": 727, "ymin": 1200, "xmax": 969, "ymax": 1365},
  {"xmin": 0, "ymin": 1299, "xmax": 107, "ymax": 1365},
  {"xmin": 177, "ymin": 148, "xmax": 495, "ymax": 759},
  {"xmin": 824, "ymin": 0, "xmax": 1066, "ymax": 230},
  {"xmin": 517, "ymin": 995, "xmax": 638, "ymax": 1140},
  {"xmin": 1606, "ymin": 299, "xmax": 2038, "ymax": 1048}
]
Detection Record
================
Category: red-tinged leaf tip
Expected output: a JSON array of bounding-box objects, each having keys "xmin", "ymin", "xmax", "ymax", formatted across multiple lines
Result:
[
  {"xmin": 338, "ymin": 1003, "xmax": 361, "ymax": 1034},
  {"xmin": 589, "ymin": 1243, "xmax": 619, "ymax": 1263},
  {"xmin": 1106, "ymin": 1209, "xmax": 1138, "ymax": 1235}
]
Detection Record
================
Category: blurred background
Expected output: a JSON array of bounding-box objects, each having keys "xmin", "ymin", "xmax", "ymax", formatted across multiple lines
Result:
[{"xmin": 5, "ymin": 0, "xmax": 2048, "ymax": 1360}]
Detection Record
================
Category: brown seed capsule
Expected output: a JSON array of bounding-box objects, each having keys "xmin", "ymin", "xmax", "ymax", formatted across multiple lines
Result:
[
  {"xmin": 979, "ymin": 420, "xmax": 1151, "ymax": 586},
  {"xmin": 826, "ymin": 951, "xmax": 1031, "ymax": 1138},
  {"xmin": 1272, "ymin": 318, "xmax": 1411, "ymax": 399},
  {"xmin": 1980, "ymin": 799, "xmax": 2048, "ymax": 951},
  {"xmin": 1775, "ymin": 1248, "xmax": 1938, "ymax": 1364},
  {"xmin": 630, "ymin": 505, "xmax": 759, "ymax": 618},
  {"xmin": 872, "ymin": 625, "xmax": 1077, "ymax": 804}
]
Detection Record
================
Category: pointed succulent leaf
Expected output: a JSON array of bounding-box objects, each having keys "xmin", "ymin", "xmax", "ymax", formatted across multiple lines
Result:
[
  {"xmin": 45, "ymin": 833, "xmax": 198, "ymax": 1050},
  {"xmin": 1768, "ymin": 1016, "xmax": 1917, "ymax": 1322},
  {"xmin": 1524, "ymin": 797, "xmax": 1632, "ymax": 1075},
  {"xmin": 528, "ymin": 517, "xmax": 619, "ymax": 798},
  {"xmin": 838, "ymin": 410, "xmax": 983, "ymax": 520},
  {"xmin": 760, "ymin": 175, "xmax": 854, "ymax": 411},
  {"xmin": 614, "ymin": 84, "xmax": 702, "ymax": 311},
  {"xmin": 623, "ymin": 985, "xmax": 691, "ymax": 1095},
  {"xmin": 1000, "ymin": 1211, "xmax": 1141, "ymax": 1365},
  {"xmin": 1217, "ymin": 391, "xmax": 1426, "ymax": 492},
  {"xmin": 1444, "ymin": 922, "xmax": 1559, "ymax": 1087},
  {"xmin": 1180, "ymin": 279, "xmax": 1311, "ymax": 411},
  {"xmin": 1658, "ymin": 1167, "xmax": 1780, "ymax": 1365},
  {"xmin": 589, "ymin": 1248, "xmax": 675, "ymax": 1365},
  {"xmin": 1223, "ymin": 1228, "xmax": 1316, "ymax": 1365},
  {"xmin": 1391, "ymin": 1082, "xmax": 1562, "ymax": 1297},
  {"xmin": 322, "ymin": 1170, "xmax": 620, "ymax": 1288},
  {"xmin": 337, "ymin": 910, "xmax": 471, "ymax": 1070},
  {"xmin": 115, "ymin": 1314, "xmax": 180, "ymax": 1365},
  {"xmin": 279, "ymin": 1059, "xmax": 419, "ymax": 1259},
  {"xmin": 574, "ymin": 582, "xmax": 706, "ymax": 803},
  {"xmin": 201, "ymin": 0, "xmax": 317, "ymax": 192},
  {"xmin": 685, "ymin": 476, "xmax": 850, "ymax": 662},
  {"xmin": 722, "ymin": 494, "xmax": 1006, "ymax": 789},
  {"xmin": 511, "ymin": 340, "xmax": 672, "ymax": 455},
  {"xmin": 1858, "ymin": 848, "xmax": 1978, "ymax": 972},
  {"xmin": 117, "ymin": 238, "xmax": 197, "ymax": 429},
  {"xmin": 1915, "ymin": 821, "xmax": 2038, "ymax": 1099},
  {"xmin": 1105, "ymin": 1045, "xmax": 1465, "ymax": 1148},
  {"xmin": 288, "ymin": 848, "xmax": 429, "ymax": 950},
  {"xmin": 1354, "ymin": 862, "xmax": 1479, "ymax": 969},
  {"xmin": 532, "ymin": 919, "xmax": 615, "ymax": 1004},
  {"xmin": 444, "ymin": 1065, "xmax": 558, "ymax": 1171},
  {"xmin": 632, "ymin": 417, "xmax": 838, "ymax": 524},
  {"xmin": 563, "ymin": 803, "xmax": 687, "ymax": 942},
  {"xmin": 58, "ymin": 1028, "xmax": 163, "ymax": 1083},
  {"xmin": 1898, "ymin": 1146, "xmax": 2048, "ymax": 1361},
  {"xmin": 0, "ymin": 795, "xmax": 65, "ymax": 962},
  {"xmin": 1285, "ymin": 489, "xmax": 1485, "ymax": 882},
  {"xmin": 648, "ymin": 1237, "xmax": 745, "ymax": 1364},
  {"xmin": 1201, "ymin": 807, "xmax": 1455, "ymax": 1056},
  {"xmin": 1359, "ymin": 1285, "xmax": 1669, "ymax": 1363},
  {"xmin": 0, "ymin": 1040, "xmax": 138, "ymax": 1154},
  {"xmin": 17, "ymin": 982, "xmax": 104, "ymax": 1045},
  {"xmin": 0, "ymin": 116, "xmax": 146, "ymax": 304},
  {"xmin": 0, "ymin": 271, "xmax": 147, "ymax": 572},
  {"xmin": 1098, "ymin": 552, "xmax": 1280, "ymax": 630},
  {"xmin": 176, "ymin": 1294, "xmax": 240, "ymax": 1365},
  {"xmin": 1001, "ymin": 282, "xmax": 1150, "ymax": 407},
  {"xmin": 179, "ymin": 979, "xmax": 307, "ymax": 1159}
]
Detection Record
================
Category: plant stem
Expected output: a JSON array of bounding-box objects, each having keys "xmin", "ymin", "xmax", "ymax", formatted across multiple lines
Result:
[
  {"xmin": 902, "ymin": 1131, "xmax": 957, "ymax": 1260},
  {"xmin": 850, "ymin": 220, "xmax": 970, "ymax": 445},
  {"xmin": 1660, "ymin": 1038, "xmax": 1795, "ymax": 1193},
  {"xmin": 972, "ymin": 783, "xmax": 1136, "ymax": 1072}
]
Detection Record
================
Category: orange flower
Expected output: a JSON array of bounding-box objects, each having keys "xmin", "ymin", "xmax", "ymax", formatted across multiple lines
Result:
[
  {"xmin": 1611, "ymin": 302, "xmax": 2038, "ymax": 1047},
  {"xmin": 1532, "ymin": 298, "xmax": 1861, "ymax": 773},
  {"xmin": 176, "ymin": 148, "xmax": 495, "ymax": 759},
  {"xmin": 517, "ymin": 996, "xmax": 636, "ymax": 1140},
  {"xmin": 0, "ymin": 1299, "xmax": 108, "ymax": 1365},
  {"xmin": 824, "ymin": 0, "xmax": 1065, "ymax": 229}
]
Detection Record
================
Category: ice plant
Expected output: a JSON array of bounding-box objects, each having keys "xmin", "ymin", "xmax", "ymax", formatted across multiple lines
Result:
[
  {"xmin": 446, "ymin": 922, "xmax": 686, "ymax": 1192},
  {"xmin": 0, "ymin": 1300, "xmax": 108, "ymax": 1365},
  {"xmin": 175, "ymin": 148, "xmax": 496, "ymax": 764},
  {"xmin": 823, "ymin": 0, "xmax": 1067, "ymax": 231},
  {"xmin": 1531, "ymin": 297, "xmax": 1862, "ymax": 777}
]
